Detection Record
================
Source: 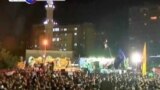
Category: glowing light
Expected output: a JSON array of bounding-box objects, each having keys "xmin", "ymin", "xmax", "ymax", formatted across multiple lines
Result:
[
  {"xmin": 150, "ymin": 16, "xmax": 157, "ymax": 20},
  {"xmin": 74, "ymin": 33, "xmax": 77, "ymax": 36},
  {"xmin": 43, "ymin": 39, "xmax": 48, "ymax": 46},
  {"xmin": 74, "ymin": 27, "xmax": 78, "ymax": 30},
  {"xmin": 74, "ymin": 43, "xmax": 77, "ymax": 46},
  {"xmin": 64, "ymin": 28, "xmax": 67, "ymax": 31},
  {"xmin": 131, "ymin": 52, "xmax": 141, "ymax": 64},
  {"xmin": 79, "ymin": 57, "xmax": 115, "ymax": 70},
  {"xmin": 57, "ymin": 38, "xmax": 60, "ymax": 41},
  {"xmin": 43, "ymin": 20, "xmax": 49, "ymax": 25},
  {"xmin": 152, "ymin": 68, "xmax": 156, "ymax": 72}
]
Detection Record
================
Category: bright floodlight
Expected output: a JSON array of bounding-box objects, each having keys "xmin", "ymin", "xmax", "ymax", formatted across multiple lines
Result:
[{"xmin": 131, "ymin": 52, "xmax": 141, "ymax": 64}]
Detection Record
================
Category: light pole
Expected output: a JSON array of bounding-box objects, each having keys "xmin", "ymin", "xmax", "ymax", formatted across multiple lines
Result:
[{"xmin": 43, "ymin": 39, "xmax": 48, "ymax": 61}]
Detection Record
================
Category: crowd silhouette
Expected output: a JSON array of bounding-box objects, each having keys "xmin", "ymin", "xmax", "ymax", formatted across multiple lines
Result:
[{"xmin": 0, "ymin": 68, "xmax": 160, "ymax": 90}]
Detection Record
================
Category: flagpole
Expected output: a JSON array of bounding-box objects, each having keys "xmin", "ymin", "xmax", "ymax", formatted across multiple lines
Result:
[{"xmin": 108, "ymin": 47, "xmax": 113, "ymax": 58}]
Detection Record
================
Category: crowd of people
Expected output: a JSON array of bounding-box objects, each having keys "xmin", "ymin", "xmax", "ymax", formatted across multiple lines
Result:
[{"xmin": 0, "ymin": 67, "xmax": 160, "ymax": 90}]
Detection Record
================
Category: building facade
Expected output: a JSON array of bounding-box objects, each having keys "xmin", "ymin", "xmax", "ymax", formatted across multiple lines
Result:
[
  {"xmin": 129, "ymin": 5, "xmax": 160, "ymax": 54},
  {"xmin": 30, "ymin": 23, "xmax": 96, "ymax": 58},
  {"xmin": 128, "ymin": 4, "xmax": 160, "ymax": 70}
]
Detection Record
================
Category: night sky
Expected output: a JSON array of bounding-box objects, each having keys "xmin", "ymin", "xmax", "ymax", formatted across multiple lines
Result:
[{"xmin": 0, "ymin": 0, "xmax": 159, "ymax": 50}]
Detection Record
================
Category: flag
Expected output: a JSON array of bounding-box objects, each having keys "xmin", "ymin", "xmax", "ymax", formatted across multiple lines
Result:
[
  {"xmin": 114, "ymin": 49, "xmax": 126, "ymax": 69},
  {"xmin": 124, "ymin": 58, "xmax": 129, "ymax": 69},
  {"xmin": 142, "ymin": 43, "xmax": 147, "ymax": 76}
]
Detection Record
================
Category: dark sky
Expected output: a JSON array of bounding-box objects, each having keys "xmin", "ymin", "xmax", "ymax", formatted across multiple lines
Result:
[{"xmin": 0, "ymin": 0, "xmax": 159, "ymax": 46}]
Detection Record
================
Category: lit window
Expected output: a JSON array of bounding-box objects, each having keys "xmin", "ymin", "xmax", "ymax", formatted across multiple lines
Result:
[
  {"xmin": 64, "ymin": 28, "xmax": 67, "ymax": 31},
  {"xmin": 52, "ymin": 38, "xmax": 56, "ymax": 42},
  {"xmin": 150, "ymin": 16, "xmax": 157, "ymax": 20},
  {"xmin": 53, "ymin": 28, "xmax": 59, "ymax": 32},
  {"xmin": 74, "ymin": 27, "xmax": 78, "ymax": 31},
  {"xmin": 54, "ymin": 22, "xmax": 58, "ymax": 25},
  {"xmin": 74, "ymin": 43, "xmax": 77, "ymax": 47},
  {"xmin": 74, "ymin": 33, "xmax": 77, "ymax": 36},
  {"xmin": 53, "ymin": 28, "xmax": 55, "ymax": 32},
  {"xmin": 55, "ymin": 28, "xmax": 59, "ymax": 32},
  {"xmin": 57, "ymin": 38, "xmax": 60, "ymax": 41}
]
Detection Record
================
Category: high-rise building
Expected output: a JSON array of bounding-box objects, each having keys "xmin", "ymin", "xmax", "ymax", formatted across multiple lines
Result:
[
  {"xmin": 30, "ymin": 23, "xmax": 96, "ymax": 57},
  {"xmin": 129, "ymin": 5, "xmax": 160, "ymax": 55}
]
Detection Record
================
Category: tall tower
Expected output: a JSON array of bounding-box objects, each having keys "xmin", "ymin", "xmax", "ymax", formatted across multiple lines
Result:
[
  {"xmin": 9, "ymin": 0, "xmax": 65, "ymax": 49},
  {"xmin": 44, "ymin": 0, "xmax": 55, "ymax": 49}
]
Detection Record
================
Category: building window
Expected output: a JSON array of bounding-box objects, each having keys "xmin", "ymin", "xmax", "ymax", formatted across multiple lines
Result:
[
  {"xmin": 53, "ymin": 28, "xmax": 59, "ymax": 32},
  {"xmin": 74, "ymin": 33, "xmax": 77, "ymax": 36},
  {"xmin": 74, "ymin": 43, "xmax": 77, "ymax": 47},
  {"xmin": 57, "ymin": 38, "xmax": 60, "ymax": 41},
  {"xmin": 52, "ymin": 38, "xmax": 56, "ymax": 42},
  {"xmin": 74, "ymin": 27, "xmax": 78, "ymax": 31},
  {"xmin": 52, "ymin": 38, "xmax": 60, "ymax": 42},
  {"xmin": 55, "ymin": 28, "xmax": 59, "ymax": 32},
  {"xmin": 64, "ymin": 28, "xmax": 67, "ymax": 31},
  {"xmin": 150, "ymin": 16, "xmax": 157, "ymax": 20},
  {"xmin": 65, "ymin": 33, "xmax": 67, "ymax": 36}
]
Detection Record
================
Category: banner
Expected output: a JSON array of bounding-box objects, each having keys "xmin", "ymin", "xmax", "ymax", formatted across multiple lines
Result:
[{"xmin": 142, "ymin": 43, "xmax": 147, "ymax": 76}]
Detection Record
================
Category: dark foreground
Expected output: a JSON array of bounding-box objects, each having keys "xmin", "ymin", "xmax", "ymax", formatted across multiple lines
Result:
[{"xmin": 0, "ymin": 69, "xmax": 160, "ymax": 90}]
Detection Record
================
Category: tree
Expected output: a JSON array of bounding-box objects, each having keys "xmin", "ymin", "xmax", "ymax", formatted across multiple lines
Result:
[{"xmin": 0, "ymin": 49, "xmax": 19, "ymax": 69}]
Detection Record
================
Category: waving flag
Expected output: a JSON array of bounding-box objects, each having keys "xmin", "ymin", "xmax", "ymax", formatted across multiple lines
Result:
[
  {"xmin": 114, "ymin": 49, "xmax": 126, "ymax": 69},
  {"xmin": 142, "ymin": 43, "xmax": 147, "ymax": 76}
]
